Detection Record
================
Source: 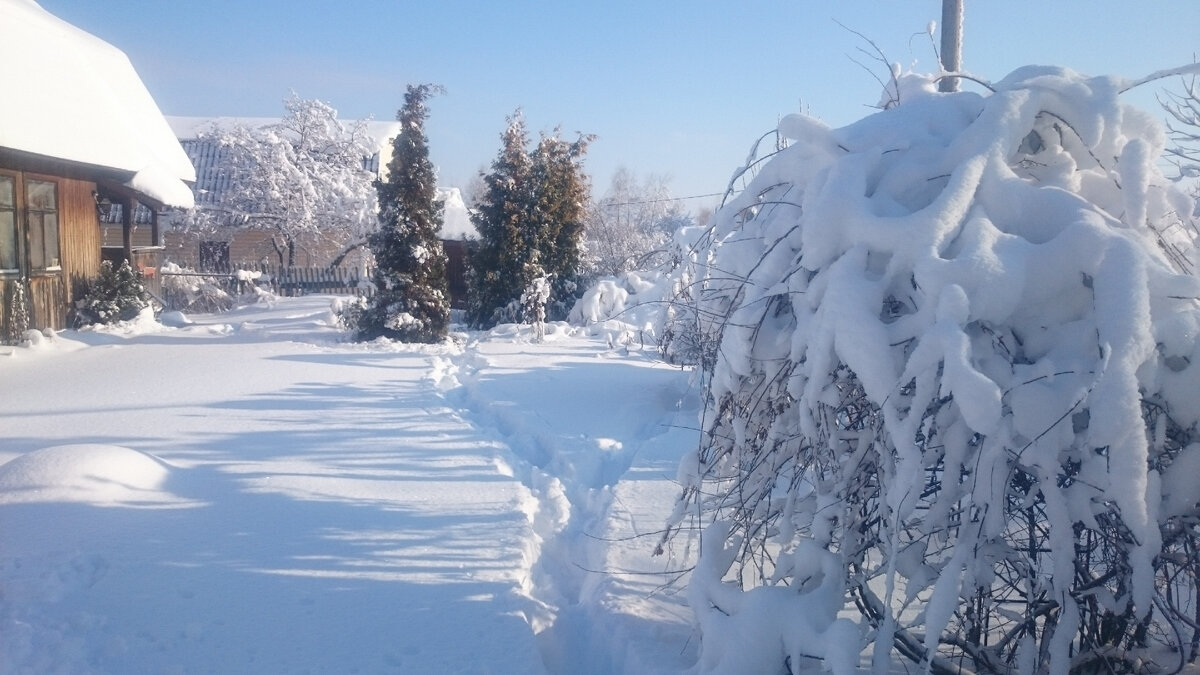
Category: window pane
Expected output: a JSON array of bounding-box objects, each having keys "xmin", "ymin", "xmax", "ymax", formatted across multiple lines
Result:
[
  {"xmin": 0, "ymin": 176, "xmax": 13, "ymax": 207},
  {"xmin": 26, "ymin": 181, "xmax": 57, "ymax": 210},
  {"xmin": 28, "ymin": 213, "xmax": 44, "ymax": 269},
  {"xmin": 43, "ymin": 213, "xmax": 59, "ymax": 268},
  {"xmin": 0, "ymin": 211, "xmax": 15, "ymax": 270}
]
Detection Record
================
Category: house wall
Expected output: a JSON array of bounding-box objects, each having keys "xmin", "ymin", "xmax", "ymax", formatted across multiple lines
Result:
[
  {"xmin": 159, "ymin": 228, "xmax": 368, "ymax": 272},
  {"xmin": 59, "ymin": 175, "xmax": 102, "ymax": 302},
  {"xmin": 0, "ymin": 166, "xmax": 99, "ymax": 333}
]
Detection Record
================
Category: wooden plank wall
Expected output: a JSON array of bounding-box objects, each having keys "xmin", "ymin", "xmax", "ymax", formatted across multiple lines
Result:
[
  {"xmin": 1, "ymin": 175, "xmax": 97, "ymax": 332},
  {"xmin": 161, "ymin": 228, "xmax": 365, "ymax": 270},
  {"xmin": 28, "ymin": 274, "xmax": 65, "ymax": 330},
  {"xmin": 58, "ymin": 176, "xmax": 101, "ymax": 308}
]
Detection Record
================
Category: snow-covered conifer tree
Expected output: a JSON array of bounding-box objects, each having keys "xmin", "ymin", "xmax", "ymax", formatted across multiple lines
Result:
[
  {"xmin": 467, "ymin": 115, "xmax": 593, "ymax": 328},
  {"xmin": 3, "ymin": 277, "xmax": 29, "ymax": 344},
  {"xmin": 75, "ymin": 259, "xmax": 151, "ymax": 325},
  {"xmin": 357, "ymin": 84, "xmax": 450, "ymax": 343},
  {"xmin": 530, "ymin": 129, "xmax": 592, "ymax": 320},
  {"xmin": 467, "ymin": 112, "xmax": 536, "ymax": 328}
]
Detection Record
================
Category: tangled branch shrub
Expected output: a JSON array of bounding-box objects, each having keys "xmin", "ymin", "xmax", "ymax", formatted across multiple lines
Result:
[
  {"xmin": 159, "ymin": 263, "xmax": 236, "ymax": 313},
  {"xmin": 661, "ymin": 66, "xmax": 1200, "ymax": 673}
]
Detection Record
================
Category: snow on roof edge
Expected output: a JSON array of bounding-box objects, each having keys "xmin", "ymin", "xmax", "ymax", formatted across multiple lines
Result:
[
  {"xmin": 0, "ymin": 0, "xmax": 195, "ymax": 208},
  {"xmin": 167, "ymin": 116, "xmax": 402, "ymax": 157}
]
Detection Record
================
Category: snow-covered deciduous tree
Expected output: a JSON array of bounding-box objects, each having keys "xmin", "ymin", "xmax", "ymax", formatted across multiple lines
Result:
[
  {"xmin": 180, "ymin": 95, "xmax": 378, "ymax": 268},
  {"xmin": 584, "ymin": 168, "xmax": 691, "ymax": 277},
  {"xmin": 467, "ymin": 113, "xmax": 592, "ymax": 327},
  {"xmin": 356, "ymin": 84, "xmax": 449, "ymax": 343},
  {"xmin": 1161, "ymin": 74, "xmax": 1200, "ymax": 184},
  {"xmin": 659, "ymin": 65, "xmax": 1200, "ymax": 674}
]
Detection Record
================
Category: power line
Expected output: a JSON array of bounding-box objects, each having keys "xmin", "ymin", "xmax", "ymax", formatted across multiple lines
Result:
[{"xmin": 605, "ymin": 192, "xmax": 723, "ymax": 207}]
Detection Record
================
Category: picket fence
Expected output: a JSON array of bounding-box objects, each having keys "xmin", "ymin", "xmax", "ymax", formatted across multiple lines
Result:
[{"xmin": 158, "ymin": 264, "xmax": 374, "ymax": 310}]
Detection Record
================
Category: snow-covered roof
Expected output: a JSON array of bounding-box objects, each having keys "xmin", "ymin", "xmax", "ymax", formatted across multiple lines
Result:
[
  {"xmin": 438, "ymin": 187, "xmax": 477, "ymax": 240},
  {"xmin": 0, "ymin": 0, "xmax": 196, "ymax": 208},
  {"xmin": 167, "ymin": 116, "xmax": 402, "ymax": 166}
]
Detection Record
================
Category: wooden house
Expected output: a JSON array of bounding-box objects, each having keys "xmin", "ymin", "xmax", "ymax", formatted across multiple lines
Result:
[{"xmin": 0, "ymin": 0, "xmax": 195, "ymax": 333}]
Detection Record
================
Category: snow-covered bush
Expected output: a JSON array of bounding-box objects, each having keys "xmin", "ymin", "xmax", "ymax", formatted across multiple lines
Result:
[
  {"xmin": 661, "ymin": 66, "xmax": 1200, "ymax": 673},
  {"xmin": 75, "ymin": 259, "xmax": 151, "ymax": 325},
  {"xmin": 3, "ymin": 277, "xmax": 30, "ymax": 345},
  {"xmin": 568, "ymin": 224, "xmax": 715, "ymax": 362},
  {"xmin": 520, "ymin": 266, "xmax": 551, "ymax": 342},
  {"xmin": 158, "ymin": 263, "xmax": 273, "ymax": 313}
]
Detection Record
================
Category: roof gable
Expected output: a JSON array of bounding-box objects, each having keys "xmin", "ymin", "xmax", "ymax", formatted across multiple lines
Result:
[{"xmin": 0, "ymin": 0, "xmax": 196, "ymax": 207}]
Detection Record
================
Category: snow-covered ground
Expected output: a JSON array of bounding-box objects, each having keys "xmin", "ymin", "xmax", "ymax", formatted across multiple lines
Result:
[{"xmin": 0, "ymin": 297, "xmax": 700, "ymax": 674}]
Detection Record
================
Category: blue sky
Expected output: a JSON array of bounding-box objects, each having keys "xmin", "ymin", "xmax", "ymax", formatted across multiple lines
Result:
[{"xmin": 38, "ymin": 0, "xmax": 1200, "ymax": 210}]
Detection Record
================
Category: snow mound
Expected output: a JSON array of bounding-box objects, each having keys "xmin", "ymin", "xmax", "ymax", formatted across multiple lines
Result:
[{"xmin": 0, "ymin": 444, "xmax": 189, "ymax": 507}]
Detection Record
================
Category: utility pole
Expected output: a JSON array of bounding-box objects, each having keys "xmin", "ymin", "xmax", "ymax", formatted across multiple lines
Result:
[{"xmin": 939, "ymin": 0, "xmax": 963, "ymax": 93}]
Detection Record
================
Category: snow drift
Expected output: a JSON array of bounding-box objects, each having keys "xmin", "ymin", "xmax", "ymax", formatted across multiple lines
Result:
[
  {"xmin": 0, "ymin": 444, "xmax": 190, "ymax": 507},
  {"xmin": 654, "ymin": 66, "xmax": 1200, "ymax": 673}
]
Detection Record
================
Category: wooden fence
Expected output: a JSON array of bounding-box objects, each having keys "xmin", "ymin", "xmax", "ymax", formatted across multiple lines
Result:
[
  {"xmin": 270, "ymin": 266, "xmax": 373, "ymax": 297},
  {"xmin": 158, "ymin": 264, "xmax": 374, "ymax": 310}
]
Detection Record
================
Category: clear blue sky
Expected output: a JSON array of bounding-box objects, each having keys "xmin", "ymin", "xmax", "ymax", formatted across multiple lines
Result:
[{"xmin": 38, "ymin": 0, "xmax": 1200, "ymax": 210}]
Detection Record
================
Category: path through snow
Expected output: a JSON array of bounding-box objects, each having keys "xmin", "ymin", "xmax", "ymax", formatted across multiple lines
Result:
[{"xmin": 0, "ymin": 298, "xmax": 697, "ymax": 674}]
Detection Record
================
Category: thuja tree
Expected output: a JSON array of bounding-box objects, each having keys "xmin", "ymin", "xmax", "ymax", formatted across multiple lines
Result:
[
  {"xmin": 467, "ymin": 112, "xmax": 535, "ymax": 328},
  {"xmin": 357, "ymin": 84, "xmax": 450, "ymax": 343},
  {"xmin": 658, "ymin": 66, "xmax": 1200, "ymax": 674},
  {"xmin": 530, "ymin": 129, "xmax": 593, "ymax": 320},
  {"xmin": 467, "ymin": 112, "xmax": 592, "ymax": 328}
]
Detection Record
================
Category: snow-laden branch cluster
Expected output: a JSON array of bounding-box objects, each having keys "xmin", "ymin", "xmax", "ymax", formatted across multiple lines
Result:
[
  {"xmin": 658, "ymin": 66, "xmax": 1200, "ymax": 673},
  {"xmin": 178, "ymin": 95, "xmax": 379, "ymax": 267}
]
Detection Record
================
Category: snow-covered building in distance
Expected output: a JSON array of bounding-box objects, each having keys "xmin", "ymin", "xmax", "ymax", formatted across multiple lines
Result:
[
  {"xmin": 436, "ymin": 186, "xmax": 476, "ymax": 308},
  {"xmin": 102, "ymin": 117, "xmax": 403, "ymax": 271},
  {"xmin": 137, "ymin": 117, "xmax": 480, "ymax": 307},
  {"xmin": 0, "ymin": 0, "xmax": 195, "ymax": 332}
]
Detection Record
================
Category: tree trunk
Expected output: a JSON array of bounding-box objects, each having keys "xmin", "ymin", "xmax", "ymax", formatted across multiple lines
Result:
[{"xmin": 939, "ymin": 0, "xmax": 963, "ymax": 93}]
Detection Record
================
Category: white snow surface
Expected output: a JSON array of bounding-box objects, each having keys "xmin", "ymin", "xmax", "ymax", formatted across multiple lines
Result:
[
  {"xmin": 0, "ymin": 297, "xmax": 699, "ymax": 674},
  {"xmin": 0, "ymin": 0, "xmax": 196, "ymax": 207}
]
